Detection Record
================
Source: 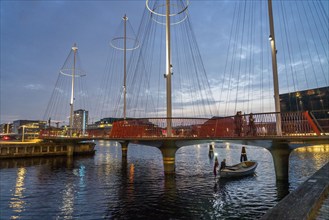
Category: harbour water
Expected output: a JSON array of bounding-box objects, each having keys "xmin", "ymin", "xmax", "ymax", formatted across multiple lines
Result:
[{"xmin": 0, "ymin": 141, "xmax": 328, "ymax": 219}]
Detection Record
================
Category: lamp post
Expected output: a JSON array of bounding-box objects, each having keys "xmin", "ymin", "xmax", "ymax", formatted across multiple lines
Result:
[
  {"xmin": 6, "ymin": 123, "xmax": 10, "ymax": 134},
  {"xmin": 22, "ymin": 125, "xmax": 26, "ymax": 142}
]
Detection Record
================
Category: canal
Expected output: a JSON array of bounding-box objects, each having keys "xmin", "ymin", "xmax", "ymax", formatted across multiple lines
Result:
[{"xmin": 0, "ymin": 141, "xmax": 328, "ymax": 219}]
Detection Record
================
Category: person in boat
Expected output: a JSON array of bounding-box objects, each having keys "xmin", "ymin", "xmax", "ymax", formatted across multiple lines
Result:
[
  {"xmin": 248, "ymin": 113, "xmax": 256, "ymax": 136},
  {"xmin": 240, "ymin": 146, "xmax": 248, "ymax": 162},
  {"xmin": 213, "ymin": 156, "xmax": 219, "ymax": 176},
  {"xmin": 220, "ymin": 159, "xmax": 226, "ymax": 170}
]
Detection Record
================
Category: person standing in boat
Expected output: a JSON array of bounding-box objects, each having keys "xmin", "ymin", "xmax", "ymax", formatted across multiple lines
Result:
[
  {"xmin": 240, "ymin": 146, "xmax": 248, "ymax": 162},
  {"xmin": 220, "ymin": 159, "xmax": 226, "ymax": 170},
  {"xmin": 213, "ymin": 156, "xmax": 219, "ymax": 177}
]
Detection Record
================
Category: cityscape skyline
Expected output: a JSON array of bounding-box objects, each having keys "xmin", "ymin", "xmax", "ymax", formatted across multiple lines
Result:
[{"xmin": 1, "ymin": 0, "xmax": 328, "ymax": 124}]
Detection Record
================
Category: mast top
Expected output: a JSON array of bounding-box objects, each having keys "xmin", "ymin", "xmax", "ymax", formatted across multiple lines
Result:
[
  {"xmin": 123, "ymin": 14, "xmax": 128, "ymax": 21},
  {"xmin": 72, "ymin": 43, "xmax": 78, "ymax": 51}
]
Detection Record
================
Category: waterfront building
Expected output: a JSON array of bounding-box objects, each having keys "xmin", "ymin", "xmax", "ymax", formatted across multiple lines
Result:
[
  {"xmin": 280, "ymin": 86, "xmax": 329, "ymax": 112},
  {"xmin": 0, "ymin": 123, "xmax": 12, "ymax": 134},
  {"xmin": 86, "ymin": 117, "xmax": 122, "ymax": 138},
  {"xmin": 73, "ymin": 109, "xmax": 88, "ymax": 135},
  {"xmin": 280, "ymin": 86, "xmax": 329, "ymax": 133},
  {"xmin": 12, "ymin": 120, "xmax": 46, "ymax": 139},
  {"xmin": 94, "ymin": 117, "xmax": 122, "ymax": 128}
]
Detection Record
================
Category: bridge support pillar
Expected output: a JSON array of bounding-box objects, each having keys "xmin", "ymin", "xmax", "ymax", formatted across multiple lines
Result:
[
  {"xmin": 120, "ymin": 141, "xmax": 129, "ymax": 158},
  {"xmin": 67, "ymin": 144, "xmax": 74, "ymax": 157},
  {"xmin": 160, "ymin": 142, "xmax": 178, "ymax": 175},
  {"xmin": 269, "ymin": 142, "xmax": 292, "ymax": 182}
]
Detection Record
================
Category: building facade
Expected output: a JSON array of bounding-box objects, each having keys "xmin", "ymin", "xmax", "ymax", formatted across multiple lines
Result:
[
  {"xmin": 12, "ymin": 120, "xmax": 46, "ymax": 139},
  {"xmin": 280, "ymin": 86, "xmax": 329, "ymax": 133},
  {"xmin": 280, "ymin": 86, "xmax": 329, "ymax": 112},
  {"xmin": 0, "ymin": 123, "xmax": 12, "ymax": 134},
  {"xmin": 73, "ymin": 109, "xmax": 88, "ymax": 135}
]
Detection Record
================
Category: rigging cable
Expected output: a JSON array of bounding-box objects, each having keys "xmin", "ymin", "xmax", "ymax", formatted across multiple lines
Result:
[
  {"xmin": 218, "ymin": 1, "xmax": 238, "ymax": 116},
  {"xmin": 234, "ymin": 0, "xmax": 247, "ymax": 113},
  {"xmin": 301, "ymin": 1, "xmax": 328, "ymax": 86}
]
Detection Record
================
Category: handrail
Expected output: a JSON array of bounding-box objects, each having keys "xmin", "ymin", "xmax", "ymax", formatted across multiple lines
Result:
[{"xmin": 39, "ymin": 111, "xmax": 328, "ymax": 140}]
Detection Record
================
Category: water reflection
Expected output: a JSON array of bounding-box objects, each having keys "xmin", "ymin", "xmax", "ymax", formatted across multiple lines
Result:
[
  {"xmin": 76, "ymin": 165, "xmax": 86, "ymax": 187},
  {"xmin": 58, "ymin": 157, "xmax": 76, "ymax": 219},
  {"xmin": 294, "ymin": 145, "xmax": 329, "ymax": 170},
  {"xmin": 213, "ymin": 180, "xmax": 229, "ymax": 216},
  {"xmin": 59, "ymin": 180, "xmax": 74, "ymax": 219},
  {"xmin": 10, "ymin": 167, "xmax": 26, "ymax": 219},
  {"xmin": 129, "ymin": 164, "xmax": 134, "ymax": 183},
  {"xmin": 0, "ymin": 157, "xmax": 68, "ymax": 169},
  {"xmin": 290, "ymin": 144, "xmax": 329, "ymax": 189},
  {"xmin": 126, "ymin": 163, "xmax": 135, "ymax": 205},
  {"xmin": 275, "ymin": 179, "xmax": 290, "ymax": 200},
  {"xmin": 0, "ymin": 143, "xmax": 328, "ymax": 219}
]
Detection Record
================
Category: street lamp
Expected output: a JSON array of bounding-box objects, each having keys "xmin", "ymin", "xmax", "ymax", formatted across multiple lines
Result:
[
  {"xmin": 6, "ymin": 123, "xmax": 10, "ymax": 134},
  {"xmin": 22, "ymin": 125, "xmax": 26, "ymax": 142},
  {"xmin": 269, "ymin": 35, "xmax": 273, "ymax": 41}
]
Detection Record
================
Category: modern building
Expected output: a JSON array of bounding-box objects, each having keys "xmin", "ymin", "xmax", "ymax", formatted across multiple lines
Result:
[
  {"xmin": 12, "ymin": 120, "xmax": 47, "ymax": 139},
  {"xmin": 280, "ymin": 86, "xmax": 329, "ymax": 112},
  {"xmin": 280, "ymin": 86, "xmax": 329, "ymax": 132},
  {"xmin": 73, "ymin": 109, "xmax": 88, "ymax": 135},
  {"xmin": 0, "ymin": 123, "xmax": 12, "ymax": 134},
  {"xmin": 94, "ymin": 117, "xmax": 122, "ymax": 128}
]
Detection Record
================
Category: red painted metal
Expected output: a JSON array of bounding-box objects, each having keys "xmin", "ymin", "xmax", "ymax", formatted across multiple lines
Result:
[
  {"xmin": 303, "ymin": 111, "xmax": 321, "ymax": 136},
  {"xmin": 39, "ymin": 111, "xmax": 328, "ymax": 140}
]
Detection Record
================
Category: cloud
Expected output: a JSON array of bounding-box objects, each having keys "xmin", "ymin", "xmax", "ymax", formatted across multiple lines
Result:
[{"xmin": 24, "ymin": 84, "xmax": 44, "ymax": 90}]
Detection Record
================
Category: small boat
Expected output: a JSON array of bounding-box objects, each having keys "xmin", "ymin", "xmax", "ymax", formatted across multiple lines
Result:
[{"xmin": 219, "ymin": 161, "xmax": 258, "ymax": 178}]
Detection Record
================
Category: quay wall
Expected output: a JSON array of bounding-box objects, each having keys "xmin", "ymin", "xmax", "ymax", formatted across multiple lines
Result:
[
  {"xmin": 0, "ymin": 141, "xmax": 95, "ymax": 159},
  {"xmin": 261, "ymin": 162, "xmax": 329, "ymax": 220}
]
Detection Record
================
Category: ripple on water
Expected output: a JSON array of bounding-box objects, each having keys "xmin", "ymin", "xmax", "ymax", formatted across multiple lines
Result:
[{"xmin": 0, "ymin": 143, "xmax": 328, "ymax": 219}]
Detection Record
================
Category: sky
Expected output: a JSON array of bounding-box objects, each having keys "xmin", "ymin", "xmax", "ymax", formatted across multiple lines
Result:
[{"xmin": 1, "ymin": 0, "xmax": 328, "ymax": 124}]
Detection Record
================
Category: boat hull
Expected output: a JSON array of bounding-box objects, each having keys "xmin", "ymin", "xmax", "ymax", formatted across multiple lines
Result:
[{"xmin": 220, "ymin": 161, "xmax": 258, "ymax": 178}]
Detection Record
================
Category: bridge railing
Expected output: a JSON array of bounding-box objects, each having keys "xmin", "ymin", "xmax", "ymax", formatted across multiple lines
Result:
[
  {"xmin": 309, "ymin": 109, "xmax": 329, "ymax": 133},
  {"xmin": 109, "ymin": 111, "xmax": 324, "ymax": 139},
  {"xmin": 281, "ymin": 111, "xmax": 320, "ymax": 136},
  {"xmin": 39, "ymin": 129, "xmax": 89, "ymax": 138},
  {"xmin": 39, "ymin": 111, "xmax": 327, "ymax": 140}
]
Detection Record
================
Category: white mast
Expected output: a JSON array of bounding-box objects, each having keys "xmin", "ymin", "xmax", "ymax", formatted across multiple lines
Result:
[
  {"xmin": 268, "ymin": 0, "xmax": 282, "ymax": 136},
  {"xmin": 165, "ymin": 0, "xmax": 173, "ymax": 137},
  {"xmin": 69, "ymin": 43, "xmax": 78, "ymax": 136},
  {"xmin": 123, "ymin": 15, "xmax": 128, "ymax": 120}
]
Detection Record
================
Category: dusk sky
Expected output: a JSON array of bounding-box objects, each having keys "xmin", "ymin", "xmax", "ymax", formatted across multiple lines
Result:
[{"xmin": 1, "ymin": 0, "xmax": 328, "ymax": 124}]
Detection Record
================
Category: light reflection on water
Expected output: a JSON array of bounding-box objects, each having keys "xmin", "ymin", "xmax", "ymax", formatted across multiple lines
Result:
[
  {"xmin": 0, "ymin": 142, "xmax": 328, "ymax": 219},
  {"xmin": 9, "ymin": 167, "xmax": 26, "ymax": 219}
]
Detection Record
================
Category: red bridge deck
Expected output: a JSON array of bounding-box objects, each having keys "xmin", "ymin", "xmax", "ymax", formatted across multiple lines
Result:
[{"xmin": 40, "ymin": 111, "xmax": 328, "ymax": 141}]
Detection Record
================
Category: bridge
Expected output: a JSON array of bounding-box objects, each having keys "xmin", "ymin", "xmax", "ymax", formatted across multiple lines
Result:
[
  {"xmin": 40, "ymin": 111, "xmax": 329, "ymax": 181},
  {"xmin": 39, "ymin": 0, "xmax": 328, "ymax": 181}
]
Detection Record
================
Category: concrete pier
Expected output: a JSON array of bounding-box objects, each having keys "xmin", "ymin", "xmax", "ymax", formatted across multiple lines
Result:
[
  {"xmin": 0, "ymin": 141, "xmax": 95, "ymax": 159},
  {"xmin": 159, "ymin": 141, "xmax": 178, "ymax": 175},
  {"xmin": 261, "ymin": 162, "xmax": 329, "ymax": 220},
  {"xmin": 120, "ymin": 141, "xmax": 129, "ymax": 158},
  {"xmin": 269, "ymin": 142, "xmax": 292, "ymax": 181}
]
